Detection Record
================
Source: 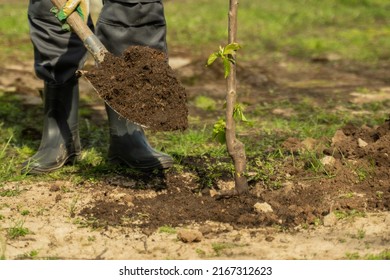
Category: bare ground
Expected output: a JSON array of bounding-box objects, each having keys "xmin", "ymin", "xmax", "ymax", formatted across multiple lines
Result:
[{"xmin": 0, "ymin": 53, "xmax": 390, "ymax": 260}]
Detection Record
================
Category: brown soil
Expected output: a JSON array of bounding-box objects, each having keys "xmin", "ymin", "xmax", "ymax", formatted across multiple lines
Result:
[
  {"xmin": 78, "ymin": 120, "xmax": 390, "ymax": 233},
  {"xmin": 85, "ymin": 46, "xmax": 188, "ymax": 131}
]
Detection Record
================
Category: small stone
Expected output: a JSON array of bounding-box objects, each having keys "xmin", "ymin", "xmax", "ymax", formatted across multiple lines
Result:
[
  {"xmin": 282, "ymin": 181, "xmax": 294, "ymax": 193},
  {"xmin": 265, "ymin": 236, "xmax": 274, "ymax": 242},
  {"xmin": 321, "ymin": 156, "xmax": 336, "ymax": 166},
  {"xmin": 209, "ymin": 189, "xmax": 218, "ymax": 197},
  {"xmin": 279, "ymin": 237, "xmax": 291, "ymax": 243},
  {"xmin": 177, "ymin": 229, "xmax": 203, "ymax": 243},
  {"xmin": 332, "ymin": 130, "xmax": 348, "ymax": 145},
  {"xmin": 323, "ymin": 212, "xmax": 338, "ymax": 227},
  {"xmin": 49, "ymin": 185, "xmax": 60, "ymax": 192},
  {"xmin": 254, "ymin": 202, "xmax": 273, "ymax": 213},
  {"xmin": 55, "ymin": 194, "xmax": 62, "ymax": 203},
  {"xmin": 358, "ymin": 138, "xmax": 368, "ymax": 148}
]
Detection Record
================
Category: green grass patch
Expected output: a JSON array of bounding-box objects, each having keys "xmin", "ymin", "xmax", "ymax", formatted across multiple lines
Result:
[
  {"xmin": 16, "ymin": 249, "xmax": 39, "ymax": 260},
  {"xmin": 334, "ymin": 209, "xmax": 366, "ymax": 220},
  {"xmin": 165, "ymin": 0, "xmax": 390, "ymax": 62},
  {"xmin": 152, "ymin": 128, "xmax": 226, "ymax": 158},
  {"xmin": 345, "ymin": 252, "xmax": 361, "ymax": 260},
  {"xmin": 7, "ymin": 220, "xmax": 30, "ymax": 239},
  {"xmin": 0, "ymin": 1, "xmax": 389, "ymax": 63},
  {"xmin": 0, "ymin": 3, "xmax": 32, "ymax": 64},
  {"xmin": 194, "ymin": 96, "xmax": 217, "ymax": 111},
  {"xmin": 366, "ymin": 250, "xmax": 390, "ymax": 260},
  {"xmin": 0, "ymin": 186, "xmax": 22, "ymax": 197},
  {"xmin": 346, "ymin": 250, "xmax": 390, "ymax": 260},
  {"xmin": 250, "ymin": 97, "xmax": 387, "ymax": 142},
  {"xmin": 211, "ymin": 242, "xmax": 244, "ymax": 256},
  {"xmin": 158, "ymin": 226, "xmax": 177, "ymax": 235}
]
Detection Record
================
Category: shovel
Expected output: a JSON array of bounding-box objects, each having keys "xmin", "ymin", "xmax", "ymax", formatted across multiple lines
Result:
[
  {"xmin": 50, "ymin": 0, "xmax": 188, "ymax": 131},
  {"xmin": 51, "ymin": 0, "xmax": 107, "ymax": 64}
]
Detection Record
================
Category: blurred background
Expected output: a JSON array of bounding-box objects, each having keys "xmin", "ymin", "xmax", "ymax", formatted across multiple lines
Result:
[{"xmin": 1, "ymin": 0, "xmax": 390, "ymax": 64}]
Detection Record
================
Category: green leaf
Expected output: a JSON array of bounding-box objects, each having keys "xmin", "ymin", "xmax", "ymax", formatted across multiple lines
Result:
[
  {"xmin": 212, "ymin": 118, "xmax": 226, "ymax": 144},
  {"xmin": 206, "ymin": 52, "xmax": 219, "ymax": 66},
  {"xmin": 207, "ymin": 43, "xmax": 240, "ymax": 77},
  {"xmin": 223, "ymin": 43, "xmax": 241, "ymax": 55},
  {"xmin": 233, "ymin": 104, "xmax": 248, "ymax": 122},
  {"xmin": 223, "ymin": 58, "xmax": 231, "ymax": 78}
]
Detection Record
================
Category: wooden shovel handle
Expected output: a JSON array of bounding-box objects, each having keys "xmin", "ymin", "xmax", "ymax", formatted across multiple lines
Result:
[{"xmin": 50, "ymin": 0, "xmax": 107, "ymax": 63}]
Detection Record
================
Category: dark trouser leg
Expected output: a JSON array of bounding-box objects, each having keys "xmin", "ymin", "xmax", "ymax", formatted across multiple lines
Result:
[
  {"xmin": 23, "ymin": 0, "xmax": 93, "ymax": 174},
  {"xmin": 96, "ymin": 0, "xmax": 173, "ymax": 170}
]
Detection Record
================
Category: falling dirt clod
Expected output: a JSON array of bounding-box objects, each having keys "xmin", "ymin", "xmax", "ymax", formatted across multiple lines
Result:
[{"xmin": 85, "ymin": 46, "xmax": 188, "ymax": 131}]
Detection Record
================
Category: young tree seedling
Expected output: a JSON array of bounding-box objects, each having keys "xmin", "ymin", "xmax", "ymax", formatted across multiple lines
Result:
[{"xmin": 207, "ymin": 0, "xmax": 248, "ymax": 195}]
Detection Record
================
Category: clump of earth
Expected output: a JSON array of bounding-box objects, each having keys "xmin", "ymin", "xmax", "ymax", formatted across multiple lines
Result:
[{"xmin": 85, "ymin": 46, "xmax": 188, "ymax": 131}]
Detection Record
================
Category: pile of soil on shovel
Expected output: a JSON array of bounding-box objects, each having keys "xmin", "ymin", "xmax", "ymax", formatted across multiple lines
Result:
[{"xmin": 85, "ymin": 46, "xmax": 188, "ymax": 131}]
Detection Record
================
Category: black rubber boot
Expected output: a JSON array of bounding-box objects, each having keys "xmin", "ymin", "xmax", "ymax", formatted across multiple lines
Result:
[
  {"xmin": 106, "ymin": 105, "xmax": 173, "ymax": 171},
  {"xmin": 22, "ymin": 79, "xmax": 81, "ymax": 174}
]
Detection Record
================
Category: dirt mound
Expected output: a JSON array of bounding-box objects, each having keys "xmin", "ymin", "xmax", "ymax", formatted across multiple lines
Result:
[
  {"xmin": 333, "ymin": 119, "xmax": 390, "ymax": 168},
  {"xmin": 85, "ymin": 46, "xmax": 188, "ymax": 131},
  {"xmin": 79, "ymin": 119, "xmax": 390, "ymax": 233}
]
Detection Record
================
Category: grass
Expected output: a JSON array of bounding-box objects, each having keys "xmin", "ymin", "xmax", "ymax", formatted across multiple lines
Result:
[
  {"xmin": 158, "ymin": 225, "xmax": 177, "ymax": 235},
  {"xmin": 366, "ymin": 250, "xmax": 390, "ymax": 260},
  {"xmin": 195, "ymin": 248, "xmax": 206, "ymax": 258},
  {"xmin": 211, "ymin": 242, "xmax": 245, "ymax": 257},
  {"xmin": 1, "ymin": 87, "xmax": 388, "ymax": 187},
  {"xmin": 0, "ymin": 186, "xmax": 22, "ymax": 197},
  {"xmin": 165, "ymin": 0, "xmax": 390, "ymax": 62},
  {"xmin": 0, "ymin": 2, "xmax": 32, "ymax": 64},
  {"xmin": 333, "ymin": 209, "xmax": 366, "ymax": 220},
  {"xmin": 194, "ymin": 96, "xmax": 217, "ymax": 111},
  {"xmin": 346, "ymin": 250, "xmax": 390, "ymax": 260},
  {"xmin": 154, "ymin": 127, "xmax": 227, "ymax": 158},
  {"xmin": 2, "ymin": 1, "xmax": 388, "ymax": 63},
  {"xmin": 16, "ymin": 249, "xmax": 39, "ymax": 260},
  {"xmin": 68, "ymin": 194, "xmax": 80, "ymax": 218},
  {"xmin": 7, "ymin": 220, "xmax": 30, "ymax": 239},
  {"xmin": 354, "ymin": 229, "xmax": 366, "ymax": 240}
]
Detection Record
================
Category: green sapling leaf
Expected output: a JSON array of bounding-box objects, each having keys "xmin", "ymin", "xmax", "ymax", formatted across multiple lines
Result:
[
  {"xmin": 212, "ymin": 118, "xmax": 226, "ymax": 144},
  {"xmin": 223, "ymin": 58, "xmax": 231, "ymax": 78},
  {"xmin": 233, "ymin": 104, "xmax": 249, "ymax": 122},
  {"xmin": 223, "ymin": 43, "xmax": 241, "ymax": 56},
  {"xmin": 207, "ymin": 52, "xmax": 219, "ymax": 66}
]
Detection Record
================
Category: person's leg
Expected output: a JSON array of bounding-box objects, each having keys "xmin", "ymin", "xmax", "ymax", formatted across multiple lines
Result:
[
  {"xmin": 96, "ymin": 0, "xmax": 173, "ymax": 171},
  {"xmin": 22, "ymin": 0, "xmax": 92, "ymax": 174}
]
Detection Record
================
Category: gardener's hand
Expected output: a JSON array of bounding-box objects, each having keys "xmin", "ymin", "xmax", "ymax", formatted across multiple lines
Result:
[{"xmin": 53, "ymin": 0, "xmax": 90, "ymax": 24}]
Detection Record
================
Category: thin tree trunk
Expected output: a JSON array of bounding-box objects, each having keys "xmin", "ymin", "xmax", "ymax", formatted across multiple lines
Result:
[{"xmin": 226, "ymin": 0, "xmax": 248, "ymax": 194}]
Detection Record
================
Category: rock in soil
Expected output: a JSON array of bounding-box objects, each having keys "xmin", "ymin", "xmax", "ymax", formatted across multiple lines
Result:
[
  {"xmin": 85, "ymin": 46, "xmax": 188, "ymax": 131},
  {"xmin": 177, "ymin": 229, "xmax": 203, "ymax": 243}
]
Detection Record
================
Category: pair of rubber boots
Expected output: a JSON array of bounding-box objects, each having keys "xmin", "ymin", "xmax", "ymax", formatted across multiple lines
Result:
[{"xmin": 21, "ymin": 79, "xmax": 173, "ymax": 174}]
